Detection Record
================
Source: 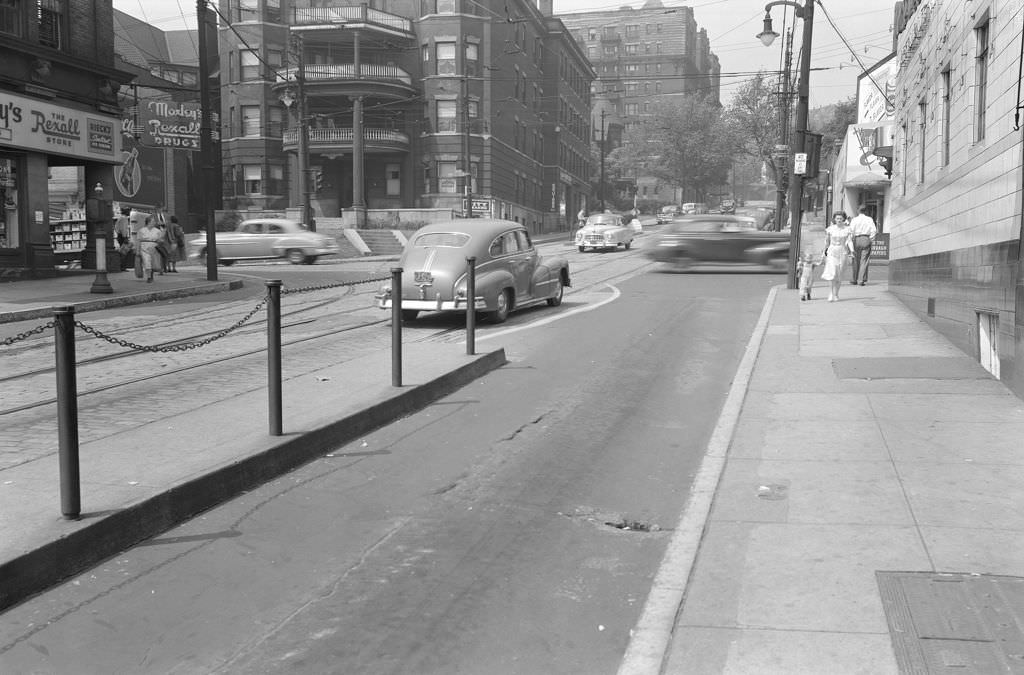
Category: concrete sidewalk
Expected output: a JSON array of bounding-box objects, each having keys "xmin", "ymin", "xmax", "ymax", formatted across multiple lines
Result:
[{"xmin": 625, "ymin": 280, "xmax": 1024, "ymax": 674}]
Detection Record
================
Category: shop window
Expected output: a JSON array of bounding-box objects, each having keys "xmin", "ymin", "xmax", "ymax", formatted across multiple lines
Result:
[
  {"xmin": 38, "ymin": 0, "xmax": 64, "ymax": 50},
  {"xmin": 1, "ymin": 0, "xmax": 23, "ymax": 38},
  {"xmin": 243, "ymin": 165, "xmax": 262, "ymax": 194},
  {"xmin": 0, "ymin": 158, "xmax": 19, "ymax": 248}
]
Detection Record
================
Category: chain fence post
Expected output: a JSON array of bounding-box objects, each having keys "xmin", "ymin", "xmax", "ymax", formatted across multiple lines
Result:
[
  {"xmin": 465, "ymin": 256, "xmax": 476, "ymax": 355},
  {"xmin": 266, "ymin": 280, "xmax": 282, "ymax": 436},
  {"xmin": 53, "ymin": 306, "xmax": 81, "ymax": 520},
  {"xmin": 391, "ymin": 267, "xmax": 402, "ymax": 387}
]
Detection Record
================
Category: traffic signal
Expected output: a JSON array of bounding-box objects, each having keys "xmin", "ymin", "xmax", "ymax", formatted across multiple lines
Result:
[{"xmin": 313, "ymin": 170, "xmax": 323, "ymax": 192}]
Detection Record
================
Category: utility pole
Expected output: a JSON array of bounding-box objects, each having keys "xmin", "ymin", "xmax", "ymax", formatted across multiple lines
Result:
[
  {"xmin": 290, "ymin": 33, "xmax": 314, "ymax": 230},
  {"xmin": 197, "ymin": 0, "xmax": 216, "ymax": 281},
  {"xmin": 786, "ymin": 0, "xmax": 814, "ymax": 289},
  {"xmin": 599, "ymin": 109, "xmax": 606, "ymax": 212},
  {"xmin": 774, "ymin": 29, "xmax": 793, "ymax": 232},
  {"xmin": 463, "ymin": 76, "xmax": 473, "ymax": 218}
]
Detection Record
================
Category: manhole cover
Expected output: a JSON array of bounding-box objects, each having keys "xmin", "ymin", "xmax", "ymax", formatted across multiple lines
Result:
[{"xmin": 877, "ymin": 571, "xmax": 1024, "ymax": 673}]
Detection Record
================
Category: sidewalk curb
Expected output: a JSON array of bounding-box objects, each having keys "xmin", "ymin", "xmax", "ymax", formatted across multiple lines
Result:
[
  {"xmin": 0, "ymin": 347, "xmax": 507, "ymax": 612},
  {"xmin": 617, "ymin": 285, "xmax": 780, "ymax": 675},
  {"xmin": 0, "ymin": 280, "xmax": 245, "ymax": 324}
]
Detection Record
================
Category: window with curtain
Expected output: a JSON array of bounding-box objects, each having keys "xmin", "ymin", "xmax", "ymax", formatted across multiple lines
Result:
[
  {"xmin": 241, "ymin": 105, "xmax": 261, "ymax": 136},
  {"xmin": 38, "ymin": 0, "xmax": 64, "ymax": 49},
  {"xmin": 0, "ymin": 0, "xmax": 22, "ymax": 38},
  {"xmin": 436, "ymin": 42, "xmax": 456, "ymax": 75},
  {"xmin": 243, "ymin": 165, "xmax": 262, "ymax": 194},
  {"xmin": 241, "ymin": 50, "xmax": 260, "ymax": 81},
  {"xmin": 436, "ymin": 99, "xmax": 457, "ymax": 132}
]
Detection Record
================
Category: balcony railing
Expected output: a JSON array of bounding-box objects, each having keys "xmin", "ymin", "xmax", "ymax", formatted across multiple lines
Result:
[
  {"xmin": 277, "ymin": 64, "xmax": 412, "ymax": 86},
  {"xmin": 282, "ymin": 127, "xmax": 410, "ymax": 150},
  {"xmin": 291, "ymin": 5, "xmax": 412, "ymax": 33}
]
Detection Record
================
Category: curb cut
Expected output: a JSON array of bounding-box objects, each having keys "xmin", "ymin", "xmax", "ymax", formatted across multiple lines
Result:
[
  {"xmin": 0, "ymin": 347, "xmax": 507, "ymax": 612},
  {"xmin": 0, "ymin": 280, "xmax": 245, "ymax": 324}
]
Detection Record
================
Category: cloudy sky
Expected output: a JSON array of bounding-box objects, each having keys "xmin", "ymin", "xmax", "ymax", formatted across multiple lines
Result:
[{"xmin": 112, "ymin": 0, "xmax": 899, "ymax": 107}]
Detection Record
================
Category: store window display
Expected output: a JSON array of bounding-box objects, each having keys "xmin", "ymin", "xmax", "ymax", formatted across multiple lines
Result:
[{"xmin": 0, "ymin": 157, "xmax": 18, "ymax": 249}]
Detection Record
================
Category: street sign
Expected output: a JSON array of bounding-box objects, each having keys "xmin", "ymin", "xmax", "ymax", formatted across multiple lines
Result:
[{"xmin": 794, "ymin": 152, "xmax": 808, "ymax": 174}]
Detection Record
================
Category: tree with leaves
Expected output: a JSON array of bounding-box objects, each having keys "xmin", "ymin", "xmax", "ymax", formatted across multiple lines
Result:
[{"xmin": 604, "ymin": 94, "xmax": 732, "ymax": 206}]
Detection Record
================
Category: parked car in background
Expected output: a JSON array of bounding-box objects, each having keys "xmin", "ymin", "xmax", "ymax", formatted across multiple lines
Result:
[
  {"xmin": 190, "ymin": 218, "xmax": 339, "ymax": 265},
  {"xmin": 646, "ymin": 214, "xmax": 790, "ymax": 271},
  {"xmin": 377, "ymin": 219, "xmax": 570, "ymax": 323},
  {"xmin": 681, "ymin": 202, "xmax": 708, "ymax": 215},
  {"xmin": 575, "ymin": 212, "xmax": 635, "ymax": 252},
  {"xmin": 657, "ymin": 205, "xmax": 681, "ymax": 224},
  {"xmin": 720, "ymin": 199, "xmax": 736, "ymax": 214}
]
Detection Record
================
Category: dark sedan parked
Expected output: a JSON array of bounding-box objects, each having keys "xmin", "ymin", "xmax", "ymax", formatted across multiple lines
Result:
[{"xmin": 646, "ymin": 215, "xmax": 790, "ymax": 271}]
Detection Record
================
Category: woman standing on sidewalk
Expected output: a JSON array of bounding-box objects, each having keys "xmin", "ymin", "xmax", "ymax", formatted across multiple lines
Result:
[
  {"xmin": 819, "ymin": 211, "xmax": 854, "ymax": 302},
  {"xmin": 136, "ymin": 215, "xmax": 164, "ymax": 283}
]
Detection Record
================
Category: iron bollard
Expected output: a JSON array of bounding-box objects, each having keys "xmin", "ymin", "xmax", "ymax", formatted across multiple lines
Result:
[
  {"xmin": 266, "ymin": 280, "xmax": 282, "ymax": 436},
  {"xmin": 53, "ymin": 306, "xmax": 81, "ymax": 520},
  {"xmin": 465, "ymin": 256, "xmax": 476, "ymax": 355},
  {"xmin": 391, "ymin": 267, "xmax": 402, "ymax": 387}
]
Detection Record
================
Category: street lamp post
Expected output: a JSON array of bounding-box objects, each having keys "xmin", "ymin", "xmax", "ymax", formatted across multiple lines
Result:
[
  {"xmin": 758, "ymin": 0, "xmax": 815, "ymax": 290},
  {"xmin": 598, "ymin": 109, "xmax": 607, "ymax": 212}
]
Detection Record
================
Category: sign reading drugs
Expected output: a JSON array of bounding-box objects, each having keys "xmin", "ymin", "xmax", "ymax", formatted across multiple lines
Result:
[{"xmin": 134, "ymin": 100, "xmax": 219, "ymax": 150}]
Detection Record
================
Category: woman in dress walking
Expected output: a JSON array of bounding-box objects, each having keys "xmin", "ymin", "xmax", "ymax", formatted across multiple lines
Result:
[
  {"xmin": 819, "ymin": 211, "xmax": 854, "ymax": 302},
  {"xmin": 136, "ymin": 215, "xmax": 164, "ymax": 283}
]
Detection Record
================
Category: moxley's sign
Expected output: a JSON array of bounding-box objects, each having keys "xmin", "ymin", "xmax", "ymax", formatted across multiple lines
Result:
[
  {"xmin": 0, "ymin": 91, "xmax": 120, "ymax": 162},
  {"xmin": 131, "ymin": 99, "xmax": 219, "ymax": 150}
]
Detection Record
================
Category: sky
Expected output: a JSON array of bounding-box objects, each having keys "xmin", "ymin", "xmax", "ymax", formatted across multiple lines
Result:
[{"xmin": 112, "ymin": 0, "xmax": 900, "ymax": 108}]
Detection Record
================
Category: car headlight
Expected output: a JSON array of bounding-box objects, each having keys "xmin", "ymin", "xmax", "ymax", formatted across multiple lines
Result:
[{"xmin": 604, "ymin": 233, "xmax": 613, "ymax": 241}]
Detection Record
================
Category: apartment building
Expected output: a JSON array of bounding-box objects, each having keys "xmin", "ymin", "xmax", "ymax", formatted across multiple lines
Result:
[
  {"xmin": 216, "ymin": 0, "xmax": 593, "ymax": 233},
  {"xmin": 558, "ymin": 1, "xmax": 721, "ymax": 207},
  {"xmin": 888, "ymin": 0, "xmax": 1024, "ymax": 396}
]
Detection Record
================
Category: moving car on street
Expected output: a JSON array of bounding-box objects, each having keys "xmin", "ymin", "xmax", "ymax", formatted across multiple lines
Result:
[
  {"xmin": 575, "ymin": 212, "xmax": 635, "ymax": 252},
  {"xmin": 377, "ymin": 219, "xmax": 570, "ymax": 323},
  {"xmin": 190, "ymin": 218, "xmax": 339, "ymax": 265},
  {"xmin": 657, "ymin": 205, "xmax": 681, "ymax": 224},
  {"xmin": 646, "ymin": 214, "xmax": 790, "ymax": 271}
]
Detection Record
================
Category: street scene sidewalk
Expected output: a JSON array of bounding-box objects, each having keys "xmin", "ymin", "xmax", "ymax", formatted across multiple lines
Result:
[
  {"xmin": 643, "ymin": 279, "xmax": 1024, "ymax": 674},
  {"xmin": 4, "ymin": 248, "xmax": 1022, "ymax": 672}
]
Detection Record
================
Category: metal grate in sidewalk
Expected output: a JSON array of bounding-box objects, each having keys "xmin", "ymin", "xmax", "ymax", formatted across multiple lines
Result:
[{"xmin": 877, "ymin": 571, "xmax": 1024, "ymax": 673}]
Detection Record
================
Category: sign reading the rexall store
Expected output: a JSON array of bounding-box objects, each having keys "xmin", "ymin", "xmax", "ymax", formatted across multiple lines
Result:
[
  {"xmin": 124, "ymin": 99, "xmax": 219, "ymax": 151},
  {"xmin": 0, "ymin": 91, "xmax": 120, "ymax": 163}
]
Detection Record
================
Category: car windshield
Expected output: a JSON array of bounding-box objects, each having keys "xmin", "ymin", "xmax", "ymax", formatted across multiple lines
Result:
[
  {"xmin": 586, "ymin": 215, "xmax": 621, "ymax": 226},
  {"xmin": 414, "ymin": 232, "xmax": 471, "ymax": 248}
]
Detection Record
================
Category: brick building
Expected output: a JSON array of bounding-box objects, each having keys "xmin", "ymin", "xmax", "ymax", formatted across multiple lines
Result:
[
  {"xmin": 216, "ymin": 0, "xmax": 593, "ymax": 233},
  {"xmin": 887, "ymin": 0, "xmax": 1024, "ymax": 396},
  {"xmin": 0, "ymin": 0, "xmax": 133, "ymax": 278},
  {"xmin": 558, "ymin": 0, "xmax": 721, "ymax": 208}
]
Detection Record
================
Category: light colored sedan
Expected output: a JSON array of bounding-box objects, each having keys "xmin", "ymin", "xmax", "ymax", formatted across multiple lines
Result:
[
  {"xmin": 376, "ymin": 219, "xmax": 570, "ymax": 323},
  {"xmin": 190, "ymin": 218, "xmax": 339, "ymax": 265},
  {"xmin": 575, "ymin": 213, "xmax": 635, "ymax": 252}
]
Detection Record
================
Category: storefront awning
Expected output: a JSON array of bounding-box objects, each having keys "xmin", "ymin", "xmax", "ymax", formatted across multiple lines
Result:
[{"xmin": 844, "ymin": 171, "xmax": 890, "ymax": 188}]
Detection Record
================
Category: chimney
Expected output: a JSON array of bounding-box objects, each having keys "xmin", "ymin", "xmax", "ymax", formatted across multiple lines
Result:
[{"xmin": 539, "ymin": 0, "xmax": 553, "ymax": 16}]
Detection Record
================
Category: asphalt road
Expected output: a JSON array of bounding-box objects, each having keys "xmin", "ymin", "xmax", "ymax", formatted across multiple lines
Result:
[{"xmin": 0, "ymin": 246, "xmax": 779, "ymax": 674}]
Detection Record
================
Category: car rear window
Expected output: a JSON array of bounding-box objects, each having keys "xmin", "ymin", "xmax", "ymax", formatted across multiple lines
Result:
[{"xmin": 413, "ymin": 232, "xmax": 470, "ymax": 248}]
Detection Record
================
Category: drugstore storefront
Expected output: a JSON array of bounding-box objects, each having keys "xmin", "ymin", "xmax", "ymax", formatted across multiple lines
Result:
[{"xmin": 0, "ymin": 90, "xmax": 121, "ymax": 279}]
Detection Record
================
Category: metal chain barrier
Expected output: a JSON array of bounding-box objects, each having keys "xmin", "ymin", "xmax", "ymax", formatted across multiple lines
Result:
[
  {"xmin": 76, "ymin": 294, "xmax": 269, "ymax": 353},
  {"xmin": 2, "ymin": 320, "xmax": 55, "ymax": 346},
  {"xmin": 280, "ymin": 274, "xmax": 389, "ymax": 296}
]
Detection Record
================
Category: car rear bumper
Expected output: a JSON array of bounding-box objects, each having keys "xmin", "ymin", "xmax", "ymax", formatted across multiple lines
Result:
[{"xmin": 377, "ymin": 296, "xmax": 487, "ymax": 312}]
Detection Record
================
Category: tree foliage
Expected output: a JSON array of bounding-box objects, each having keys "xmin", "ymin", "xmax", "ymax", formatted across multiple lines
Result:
[
  {"xmin": 810, "ymin": 95, "xmax": 857, "ymax": 154},
  {"xmin": 604, "ymin": 94, "xmax": 732, "ymax": 202},
  {"xmin": 722, "ymin": 72, "xmax": 784, "ymax": 191}
]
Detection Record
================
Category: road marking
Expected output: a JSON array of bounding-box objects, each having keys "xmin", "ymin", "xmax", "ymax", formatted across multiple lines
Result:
[
  {"xmin": 616, "ymin": 284, "xmax": 781, "ymax": 675},
  {"xmin": 471, "ymin": 284, "xmax": 621, "ymax": 342}
]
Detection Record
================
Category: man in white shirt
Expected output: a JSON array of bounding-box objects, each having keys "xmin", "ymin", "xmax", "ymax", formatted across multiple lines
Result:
[{"xmin": 849, "ymin": 205, "xmax": 878, "ymax": 285}]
